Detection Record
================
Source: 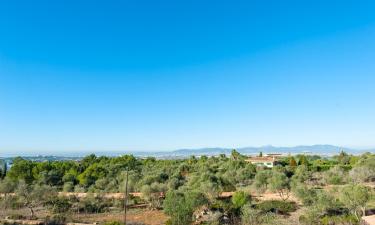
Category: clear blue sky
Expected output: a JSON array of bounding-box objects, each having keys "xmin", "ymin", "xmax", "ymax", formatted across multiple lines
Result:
[{"xmin": 1, "ymin": 0, "xmax": 375, "ymax": 154}]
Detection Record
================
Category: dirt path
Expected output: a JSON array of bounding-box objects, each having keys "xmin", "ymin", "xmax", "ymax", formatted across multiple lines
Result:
[{"xmin": 72, "ymin": 210, "xmax": 168, "ymax": 225}]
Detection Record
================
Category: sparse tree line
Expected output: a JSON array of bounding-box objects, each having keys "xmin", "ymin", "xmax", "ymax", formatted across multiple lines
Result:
[{"xmin": 0, "ymin": 151, "xmax": 374, "ymax": 225}]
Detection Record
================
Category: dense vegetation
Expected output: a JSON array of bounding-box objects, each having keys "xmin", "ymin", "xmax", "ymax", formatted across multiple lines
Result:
[{"xmin": 0, "ymin": 151, "xmax": 374, "ymax": 225}]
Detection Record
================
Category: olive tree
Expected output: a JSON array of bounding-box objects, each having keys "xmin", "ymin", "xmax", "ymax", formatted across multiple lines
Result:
[
  {"xmin": 0, "ymin": 177, "xmax": 17, "ymax": 209},
  {"xmin": 349, "ymin": 166, "xmax": 374, "ymax": 183},
  {"xmin": 323, "ymin": 166, "xmax": 346, "ymax": 185},
  {"xmin": 269, "ymin": 172, "xmax": 290, "ymax": 201},
  {"xmin": 141, "ymin": 182, "xmax": 167, "ymax": 209},
  {"xmin": 164, "ymin": 190, "xmax": 207, "ymax": 225},
  {"xmin": 339, "ymin": 184, "xmax": 371, "ymax": 220},
  {"xmin": 16, "ymin": 181, "xmax": 57, "ymax": 218},
  {"xmin": 253, "ymin": 170, "xmax": 272, "ymax": 193}
]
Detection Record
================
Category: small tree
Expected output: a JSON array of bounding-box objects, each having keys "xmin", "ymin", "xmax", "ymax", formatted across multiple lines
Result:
[
  {"xmin": 16, "ymin": 182, "xmax": 49, "ymax": 218},
  {"xmin": 231, "ymin": 149, "xmax": 241, "ymax": 161},
  {"xmin": 141, "ymin": 182, "xmax": 167, "ymax": 209},
  {"xmin": 339, "ymin": 184, "xmax": 370, "ymax": 220},
  {"xmin": 289, "ymin": 157, "xmax": 297, "ymax": 167},
  {"xmin": 292, "ymin": 165, "xmax": 310, "ymax": 183},
  {"xmin": 349, "ymin": 166, "xmax": 373, "ymax": 183},
  {"xmin": 291, "ymin": 184, "xmax": 317, "ymax": 206},
  {"xmin": 323, "ymin": 166, "xmax": 346, "ymax": 185},
  {"xmin": 0, "ymin": 177, "xmax": 17, "ymax": 209},
  {"xmin": 164, "ymin": 190, "xmax": 206, "ymax": 225},
  {"xmin": 253, "ymin": 170, "xmax": 272, "ymax": 193},
  {"xmin": 232, "ymin": 191, "xmax": 250, "ymax": 209},
  {"xmin": 298, "ymin": 155, "xmax": 309, "ymax": 166},
  {"xmin": 269, "ymin": 172, "xmax": 290, "ymax": 201},
  {"xmin": 0, "ymin": 177, "xmax": 16, "ymax": 196},
  {"xmin": 15, "ymin": 181, "xmax": 58, "ymax": 218},
  {"xmin": 337, "ymin": 151, "xmax": 350, "ymax": 165}
]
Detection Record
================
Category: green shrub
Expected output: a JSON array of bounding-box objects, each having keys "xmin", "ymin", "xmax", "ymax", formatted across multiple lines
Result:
[
  {"xmin": 320, "ymin": 214, "xmax": 358, "ymax": 225},
  {"xmin": 292, "ymin": 185, "xmax": 318, "ymax": 206},
  {"xmin": 256, "ymin": 200, "xmax": 297, "ymax": 215},
  {"xmin": 231, "ymin": 191, "xmax": 250, "ymax": 209},
  {"xmin": 103, "ymin": 222, "xmax": 124, "ymax": 225}
]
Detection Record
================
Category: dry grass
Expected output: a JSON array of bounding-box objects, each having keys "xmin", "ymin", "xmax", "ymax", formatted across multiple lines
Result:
[{"xmin": 1, "ymin": 207, "xmax": 168, "ymax": 225}]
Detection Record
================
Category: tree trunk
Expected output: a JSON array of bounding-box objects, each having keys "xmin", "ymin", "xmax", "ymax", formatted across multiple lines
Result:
[
  {"xmin": 362, "ymin": 206, "xmax": 366, "ymax": 217},
  {"xmin": 354, "ymin": 210, "xmax": 359, "ymax": 221},
  {"xmin": 29, "ymin": 207, "xmax": 35, "ymax": 218}
]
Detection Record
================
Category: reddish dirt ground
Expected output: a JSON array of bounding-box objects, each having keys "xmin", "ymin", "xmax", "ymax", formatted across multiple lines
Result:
[{"xmin": 72, "ymin": 209, "xmax": 169, "ymax": 225}]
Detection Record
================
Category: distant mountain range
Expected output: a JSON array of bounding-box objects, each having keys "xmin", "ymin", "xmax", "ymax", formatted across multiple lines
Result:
[
  {"xmin": 166, "ymin": 145, "xmax": 369, "ymax": 157},
  {"xmin": 1, "ymin": 145, "xmax": 374, "ymax": 159}
]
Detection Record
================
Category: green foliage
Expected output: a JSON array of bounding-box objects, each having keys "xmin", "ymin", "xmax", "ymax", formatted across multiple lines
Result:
[
  {"xmin": 339, "ymin": 184, "xmax": 370, "ymax": 220},
  {"xmin": 241, "ymin": 203, "xmax": 287, "ymax": 225},
  {"xmin": 253, "ymin": 170, "xmax": 272, "ymax": 193},
  {"xmin": 0, "ymin": 177, "xmax": 16, "ymax": 194},
  {"xmin": 319, "ymin": 214, "xmax": 358, "ymax": 225},
  {"xmin": 298, "ymin": 189, "xmax": 345, "ymax": 225},
  {"xmin": 232, "ymin": 191, "xmax": 250, "ymax": 209},
  {"xmin": 15, "ymin": 181, "xmax": 58, "ymax": 218},
  {"xmin": 292, "ymin": 184, "xmax": 318, "ymax": 206},
  {"xmin": 292, "ymin": 165, "xmax": 310, "ymax": 183},
  {"xmin": 299, "ymin": 213, "xmax": 359, "ymax": 225},
  {"xmin": 268, "ymin": 171, "xmax": 290, "ymax": 201},
  {"xmin": 323, "ymin": 166, "xmax": 346, "ymax": 185},
  {"xmin": 289, "ymin": 157, "xmax": 297, "ymax": 167},
  {"xmin": 0, "ymin": 160, "xmax": 7, "ymax": 179},
  {"xmin": 336, "ymin": 151, "xmax": 350, "ymax": 165},
  {"xmin": 7, "ymin": 158, "xmax": 35, "ymax": 184},
  {"xmin": 163, "ymin": 190, "xmax": 207, "ymax": 225},
  {"xmin": 44, "ymin": 213, "xmax": 67, "ymax": 225},
  {"xmin": 349, "ymin": 154, "xmax": 375, "ymax": 182},
  {"xmin": 2, "ymin": 152, "xmax": 374, "ymax": 225},
  {"xmin": 46, "ymin": 197, "xmax": 72, "ymax": 213},
  {"xmin": 77, "ymin": 195, "xmax": 110, "ymax": 213},
  {"xmin": 256, "ymin": 200, "xmax": 297, "ymax": 215},
  {"xmin": 298, "ymin": 155, "xmax": 309, "ymax": 166},
  {"xmin": 0, "ymin": 181, "xmax": 18, "ymax": 210},
  {"xmin": 103, "ymin": 222, "xmax": 124, "ymax": 225},
  {"xmin": 141, "ymin": 182, "xmax": 167, "ymax": 209},
  {"xmin": 231, "ymin": 149, "xmax": 241, "ymax": 160}
]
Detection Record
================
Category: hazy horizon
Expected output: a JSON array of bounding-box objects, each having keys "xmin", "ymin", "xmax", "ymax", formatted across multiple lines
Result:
[{"xmin": 2, "ymin": 144, "xmax": 375, "ymax": 158}]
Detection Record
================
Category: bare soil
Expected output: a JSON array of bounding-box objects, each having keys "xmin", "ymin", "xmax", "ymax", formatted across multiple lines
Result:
[{"xmin": 72, "ymin": 209, "xmax": 169, "ymax": 225}]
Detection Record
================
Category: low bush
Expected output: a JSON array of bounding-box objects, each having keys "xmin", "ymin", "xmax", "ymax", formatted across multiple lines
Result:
[
  {"xmin": 45, "ymin": 214, "xmax": 67, "ymax": 225},
  {"xmin": 320, "ymin": 214, "xmax": 358, "ymax": 225},
  {"xmin": 256, "ymin": 200, "xmax": 297, "ymax": 215},
  {"xmin": 299, "ymin": 214, "xmax": 358, "ymax": 225}
]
